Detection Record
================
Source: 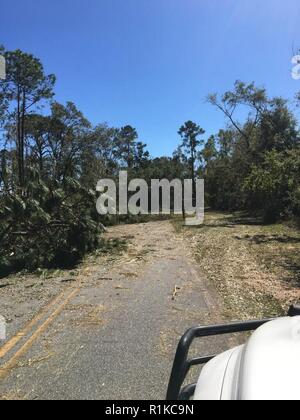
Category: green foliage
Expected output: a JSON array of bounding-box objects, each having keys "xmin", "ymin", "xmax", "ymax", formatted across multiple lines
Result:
[
  {"xmin": 0, "ymin": 169, "xmax": 102, "ymax": 276},
  {"xmin": 204, "ymin": 82, "xmax": 300, "ymax": 221},
  {"xmin": 178, "ymin": 120, "xmax": 205, "ymax": 180},
  {"xmin": 114, "ymin": 125, "xmax": 149, "ymax": 170},
  {"xmin": 1, "ymin": 48, "xmax": 56, "ymax": 187},
  {"xmin": 0, "ymin": 46, "xmax": 155, "ymax": 276},
  {"xmin": 244, "ymin": 150, "xmax": 300, "ymax": 223}
]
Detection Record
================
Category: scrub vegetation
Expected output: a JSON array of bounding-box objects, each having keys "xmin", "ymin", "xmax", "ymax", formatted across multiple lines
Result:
[{"xmin": 174, "ymin": 212, "xmax": 300, "ymax": 319}]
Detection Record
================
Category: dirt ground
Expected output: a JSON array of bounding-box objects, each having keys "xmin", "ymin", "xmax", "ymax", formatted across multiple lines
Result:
[{"xmin": 175, "ymin": 212, "xmax": 300, "ymax": 319}]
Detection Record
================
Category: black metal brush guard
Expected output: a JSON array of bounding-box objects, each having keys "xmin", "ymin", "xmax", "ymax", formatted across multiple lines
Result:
[{"xmin": 166, "ymin": 303, "xmax": 300, "ymax": 400}]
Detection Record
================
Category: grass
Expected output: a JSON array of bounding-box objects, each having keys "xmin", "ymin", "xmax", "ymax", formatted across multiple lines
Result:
[{"xmin": 173, "ymin": 211, "xmax": 300, "ymax": 320}]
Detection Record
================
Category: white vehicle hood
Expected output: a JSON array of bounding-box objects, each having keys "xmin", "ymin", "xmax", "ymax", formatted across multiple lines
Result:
[{"xmin": 194, "ymin": 316, "xmax": 300, "ymax": 400}]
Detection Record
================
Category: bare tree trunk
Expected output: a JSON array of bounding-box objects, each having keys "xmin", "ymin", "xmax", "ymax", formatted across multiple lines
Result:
[
  {"xmin": 20, "ymin": 90, "xmax": 26, "ymax": 188},
  {"xmin": 38, "ymin": 146, "xmax": 44, "ymax": 175},
  {"xmin": 191, "ymin": 147, "xmax": 196, "ymax": 207},
  {"xmin": 16, "ymin": 85, "xmax": 23, "ymax": 188}
]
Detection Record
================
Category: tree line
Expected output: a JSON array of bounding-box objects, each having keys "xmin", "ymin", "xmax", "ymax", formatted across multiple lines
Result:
[
  {"xmin": 0, "ymin": 46, "xmax": 299, "ymax": 275},
  {"xmin": 203, "ymin": 82, "xmax": 300, "ymax": 223}
]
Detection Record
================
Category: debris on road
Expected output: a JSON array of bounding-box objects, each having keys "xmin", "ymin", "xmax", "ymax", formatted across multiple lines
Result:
[{"xmin": 172, "ymin": 285, "xmax": 181, "ymax": 301}]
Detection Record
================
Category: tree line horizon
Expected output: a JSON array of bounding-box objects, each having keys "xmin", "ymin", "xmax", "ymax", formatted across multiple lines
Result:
[{"xmin": 1, "ymin": 45, "xmax": 300, "ymax": 275}]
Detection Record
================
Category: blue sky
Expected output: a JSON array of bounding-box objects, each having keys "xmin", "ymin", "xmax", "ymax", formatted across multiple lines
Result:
[{"xmin": 1, "ymin": 0, "xmax": 300, "ymax": 156}]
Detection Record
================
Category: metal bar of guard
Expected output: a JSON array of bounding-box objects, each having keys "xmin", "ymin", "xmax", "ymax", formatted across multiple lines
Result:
[
  {"xmin": 167, "ymin": 303, "xmax": 300, "ymax": 400},
  {"xmin": 166, "ymin": 318, "xmax": 274, "ymax": 400}
]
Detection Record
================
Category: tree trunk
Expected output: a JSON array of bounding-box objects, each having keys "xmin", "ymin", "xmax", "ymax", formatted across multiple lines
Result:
[
  {"xmin": 16, "ymin": 85, "xmax": 23, "ymax": 188},
  {"xmin": 191, "ymin": 146, "xmax": 196, "ymax": 207},
  {"xmin": 20, "ymin": 90, "xmax": 26, "ymax": 188}
]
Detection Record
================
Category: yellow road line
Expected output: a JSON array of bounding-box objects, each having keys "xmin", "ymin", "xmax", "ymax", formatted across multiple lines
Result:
[
  {"xmin": 0, "ymin": 287, "xmax": 80, "ymax": 380},
  {"xmin": 0, "ymin": 289, "xmax": 68, "ymax": 359}
]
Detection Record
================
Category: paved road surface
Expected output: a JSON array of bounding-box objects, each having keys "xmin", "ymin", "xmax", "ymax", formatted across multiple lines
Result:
[{"xmin": 0, "ymin": 221, "xmax": 232, "ymax": 400}]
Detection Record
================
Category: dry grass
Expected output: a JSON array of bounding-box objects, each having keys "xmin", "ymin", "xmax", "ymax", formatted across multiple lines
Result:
[{"xmin": 173, "ymin": 212, "xmax": 300, "ymax": 319}]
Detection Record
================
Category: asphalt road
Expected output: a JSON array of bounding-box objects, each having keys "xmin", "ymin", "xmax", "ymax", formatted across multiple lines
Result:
[{"xmin": 0, "ymin": 221, "xmax": 231, "ymax": 400}]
